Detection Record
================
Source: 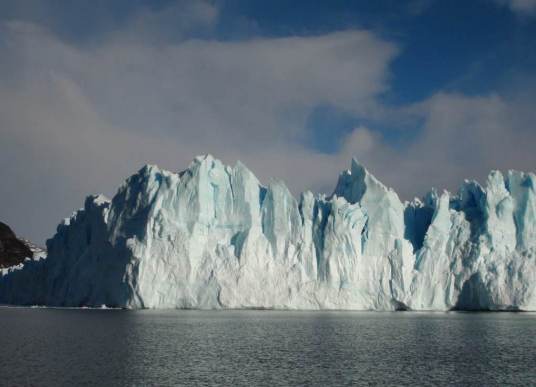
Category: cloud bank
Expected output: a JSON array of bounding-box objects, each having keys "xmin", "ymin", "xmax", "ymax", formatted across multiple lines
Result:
[{"xmin": 0, "ymin": 2, "xmax": 535, "ymax": 242}]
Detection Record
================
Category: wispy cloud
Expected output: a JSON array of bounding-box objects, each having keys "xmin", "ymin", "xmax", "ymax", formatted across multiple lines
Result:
[{"xmin": 496, "ymin": 0, "xmax": 536, "ymax": 16}]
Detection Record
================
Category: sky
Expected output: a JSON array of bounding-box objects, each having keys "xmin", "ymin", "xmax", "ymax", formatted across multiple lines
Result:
[{"xmin": 1, "ymin": 0, "xmax": 536, "ymax": 243}]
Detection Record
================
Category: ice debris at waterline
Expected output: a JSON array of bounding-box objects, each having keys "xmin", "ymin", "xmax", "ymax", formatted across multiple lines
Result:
[{"xmin": 1, "ymin": 155, "xmax": 536, "ymax": 310}]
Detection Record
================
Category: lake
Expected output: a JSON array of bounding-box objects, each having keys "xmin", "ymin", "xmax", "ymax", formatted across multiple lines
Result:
[{"xmin": 0, "ymin": 308, "xmax": 535, "ymax": 386}]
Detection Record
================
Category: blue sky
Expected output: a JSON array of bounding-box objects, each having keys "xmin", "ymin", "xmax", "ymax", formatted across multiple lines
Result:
[{"xmin": 1, "ymin": 0, "xmax": 535, "ymax": 242}]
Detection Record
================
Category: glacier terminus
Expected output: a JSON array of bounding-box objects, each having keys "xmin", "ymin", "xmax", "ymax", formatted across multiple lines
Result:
[{"xmin": 1, "ymin": 155, "xmax": 535, "ymax": 311}]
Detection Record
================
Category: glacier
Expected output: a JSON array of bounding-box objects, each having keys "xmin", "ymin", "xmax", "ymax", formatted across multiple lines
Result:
[{"xmin": 1, "ymin": 154, "xmax": 535, "ymax": 310}]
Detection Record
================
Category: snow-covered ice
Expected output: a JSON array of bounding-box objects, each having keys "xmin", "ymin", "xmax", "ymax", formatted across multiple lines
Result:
[{"xmin": 1, "ymin": 155, "xmax": 535, "ymax": 310}]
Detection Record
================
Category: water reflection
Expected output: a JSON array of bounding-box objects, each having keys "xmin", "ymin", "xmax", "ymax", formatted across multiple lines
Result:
[{"xmin": 0, "ymin": 309, "xmax": 535, "ymax": 386}]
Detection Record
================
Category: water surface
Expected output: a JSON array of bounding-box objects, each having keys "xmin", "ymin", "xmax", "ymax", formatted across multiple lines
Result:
[{"xmin": 1, "ymin": 308, "xmax": 535, "ymax": 386}]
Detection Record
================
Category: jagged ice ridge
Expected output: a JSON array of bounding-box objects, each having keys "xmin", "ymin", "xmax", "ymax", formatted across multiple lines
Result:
[{"xmin": 1, "ymin": 155, "xmax": 535, "ymax": 310}]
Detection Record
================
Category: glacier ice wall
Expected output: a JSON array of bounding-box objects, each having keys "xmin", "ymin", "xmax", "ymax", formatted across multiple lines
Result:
[{"xmin": 1, "ymin": 155, "xmax": 536, "ymax": 310}]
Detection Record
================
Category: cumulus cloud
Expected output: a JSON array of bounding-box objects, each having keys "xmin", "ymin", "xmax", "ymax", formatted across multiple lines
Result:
[
  {"xmin": 0, "ymin": 9, "xmax": 397, "ymax": 242},
  {"xmin": 342, "ymin": 91, "xmax": 536, "ymax": 200},
  {"xmin": 1, "ymin": 2, "xmax": 535, "ymax": 243}
]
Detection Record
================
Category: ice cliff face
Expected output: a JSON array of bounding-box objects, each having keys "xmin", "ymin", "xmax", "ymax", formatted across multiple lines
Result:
[{"xmin": 1, "ymin": 155, "xmax": 535, "ymax": 310}]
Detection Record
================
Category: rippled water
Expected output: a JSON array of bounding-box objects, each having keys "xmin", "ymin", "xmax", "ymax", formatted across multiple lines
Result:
[{"xmin": 0, "ymin": 308, "xmax": 535, "ymax": 386}]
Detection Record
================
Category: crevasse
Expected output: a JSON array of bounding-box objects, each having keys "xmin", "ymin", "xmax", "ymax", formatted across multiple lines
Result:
[{"xmin": 1, "ymin": 154, "xmax": 535, "ymax": 310}]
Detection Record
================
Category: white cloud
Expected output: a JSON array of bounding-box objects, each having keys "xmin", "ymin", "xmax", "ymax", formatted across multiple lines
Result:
[
  {"xmin": 496, "ymin": 0, "xmax": 536, "ymax": 15},
  {"xmin": 2, "ymin": 3, "xmax": 535, "ymax": 243},
  {"xmin": 0, "ymin": 15, "xmax": 397, "ymax": 242},
  {"xmin": 337, "ymin": 91, "xmax": 536, "ymax": 200}
]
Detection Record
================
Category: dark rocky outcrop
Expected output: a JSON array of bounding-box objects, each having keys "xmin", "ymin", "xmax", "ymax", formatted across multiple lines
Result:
[{"xmin": 0, "ymin": 222, "xmax": 33, "ymax": 268}]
